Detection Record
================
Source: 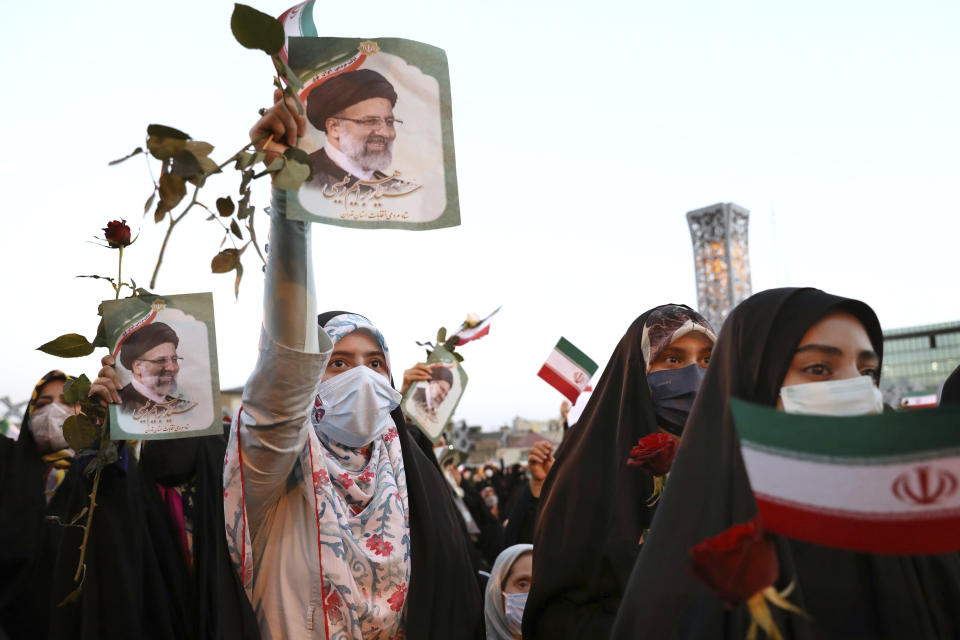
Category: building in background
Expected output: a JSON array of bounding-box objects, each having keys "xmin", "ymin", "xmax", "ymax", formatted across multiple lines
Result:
[
  {"xmin": 881, "ymin": 321, "xmax": 960, "ymax": 408},
  {"xmin": 687, "ymin": 202, "xmax": 753, "ymax": 331}
]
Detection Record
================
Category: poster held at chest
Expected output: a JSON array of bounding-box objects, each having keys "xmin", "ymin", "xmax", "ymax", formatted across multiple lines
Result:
[
  {"xmin": 103, "ymin": 293, "xmax": 222, "ymax": 440},
  {"xmin": 402, "ymin": 345, "xmax": 468, "ymax": 442},
  {"xmin": 278, "ymin": 0, "xmax": 460, "ymax": 230}
]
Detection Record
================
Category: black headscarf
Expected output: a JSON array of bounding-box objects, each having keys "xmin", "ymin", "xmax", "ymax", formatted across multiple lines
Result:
[
  {"xmin": 523, "ymin": 304, "xmax": 714, "ymax": 639},
  {"xmin": 317, "ymin": 311, "xmax": 483, "ymax": 639},
  {"xmin": 940, "ymin": 364, "xmax": 960, "ymax": 406},
  {"xmin": 0, "ymin": 371, "xmax": 71, "ymax": 640},
  {"xmin": 611, "ymin": 287, "xmax": 960, "ymax": 639}
]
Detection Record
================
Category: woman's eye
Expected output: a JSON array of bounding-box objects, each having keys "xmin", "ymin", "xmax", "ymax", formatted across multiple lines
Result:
[
  {"xmin": 665, "ymin": 355, "xmax": 680, "ymax": 364},
  {"xmin": 369, "ymin": 359, "xmax": 383, "ymax": 369},
  {"xmin": 803, "ymin": 363, "xmax": 829, "ymax": 376},
  {"xmin": 331, "ymin": 359, "xmax": 346, "ymax": 368},
  {"xmin": 701, "ymin": 356, "xmax": 711, "ymax": 365},
  {"xmin": 861, "ymin": 368, "xmax": 879, "ymax": 380}
]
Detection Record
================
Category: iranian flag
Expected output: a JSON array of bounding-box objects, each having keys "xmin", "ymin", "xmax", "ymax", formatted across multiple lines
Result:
[
  {"xmin": 451, "ymin": 306, "xmax": 501, "ymax": 346},
  {"xmin": 538, "ymin": 338, "xmax": 598, "ymax": 403},
  {"xmin": 731, "ymin": 399, "xmax": 960, "ymax": 555}
]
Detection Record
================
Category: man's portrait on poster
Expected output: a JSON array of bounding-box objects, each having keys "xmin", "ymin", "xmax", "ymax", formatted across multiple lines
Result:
[
  {"xmin": 117, "ymin": 322, "xmax": 197, "ymax": 425},
  {"xmin": 104, "ymin": 294, "xmax": 219, "ymax": 440},
  {"xmin": 407, "ymin": 363, "xmax": 461, "ymax": 434},
  {"xmin": 291, "ymin": 39, "xmax": 451, "ymax": 226}
]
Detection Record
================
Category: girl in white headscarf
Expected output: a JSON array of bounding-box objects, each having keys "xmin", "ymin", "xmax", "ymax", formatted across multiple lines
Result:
[{"xmin": 484, "ymin": 544, "xmax": 533, "ymax": 640}]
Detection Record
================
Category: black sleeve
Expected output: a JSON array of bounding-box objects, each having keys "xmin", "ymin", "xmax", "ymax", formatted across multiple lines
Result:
[{"xmin": 503, "ymin": 484, "xmax": 539, "ymax": 548}]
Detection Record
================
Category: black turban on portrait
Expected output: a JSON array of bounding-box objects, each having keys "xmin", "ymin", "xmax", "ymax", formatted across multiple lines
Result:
[
  {"xmin": 431, "ymin": 366, "xmax": 454, "ymax": 385},
  {"xmin": 119, "ymin": 322, "xmax": 179, "ymax": 370},
  {"xmin": 306, "ymin": 69, "xmax": 398, "ymax": 132}
]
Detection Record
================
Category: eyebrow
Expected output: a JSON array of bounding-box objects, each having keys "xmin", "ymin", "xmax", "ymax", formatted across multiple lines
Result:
[
  {"xmin": 795, "ymin": 344, "xmax": 880, "ymax": 361},
  {"xmin": 794, "ymin": 344, "xmax": 843, "ymax": 357},
  {"xmin": 331, "ymin": 349, "xmax": 385, "ymax": 358}
]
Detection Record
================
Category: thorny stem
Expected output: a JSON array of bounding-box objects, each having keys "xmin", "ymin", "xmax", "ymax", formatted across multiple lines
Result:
[
  {"xmin": 148, "ymin": 134, "xmax": 271, "ymax": 289},
  {"xmin": 73, "ymin": 463, "xmax": 103, "ymax": 583}
]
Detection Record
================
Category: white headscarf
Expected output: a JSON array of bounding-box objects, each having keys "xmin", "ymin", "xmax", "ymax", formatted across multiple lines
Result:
[{"xmin": 484, "ymin": 544, "xmax": 533, "ymax": 640}]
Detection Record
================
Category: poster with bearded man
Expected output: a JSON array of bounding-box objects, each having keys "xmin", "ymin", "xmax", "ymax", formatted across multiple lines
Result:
[
  {"xmin": 102, "ymin": 293, "xmax": 221, "ymax": 440},
  {"xmin": 277, "ymin": 2, "xmax": 459, "ymax": 229}
]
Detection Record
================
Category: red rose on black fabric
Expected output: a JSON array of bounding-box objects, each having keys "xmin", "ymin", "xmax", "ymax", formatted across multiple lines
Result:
[
  {"xmin": 103, "ymin": 219, "xmax": 132, "ymax": 247},
  {"xmin": 627, "ymin": 432, "xmax": 679, "ymax": 476},
  {"xmin": 689, "ymin": 516, "xmax": 778, "ymax": 609}
]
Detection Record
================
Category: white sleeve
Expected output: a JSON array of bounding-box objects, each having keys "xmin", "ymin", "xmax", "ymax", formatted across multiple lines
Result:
[{"xmin": 237, "ymin": 188, "xmax": 332, "ymax": 527}]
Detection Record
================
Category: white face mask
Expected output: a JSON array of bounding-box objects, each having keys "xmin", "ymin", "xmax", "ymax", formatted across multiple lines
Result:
[
  {"xmin": 312, "ymin": 365, "xmax": 401, "ymax": 448},
  {"xmin": 780, "ymin": 375, "xmax": 884, "ymax": 416},
  {"xmin": 503, "ymin": 591, "xmax": 528, "ymax": 635},
  {"xmin": 30, "ymin": 402, "xmax": 75, "ymax": 452}
]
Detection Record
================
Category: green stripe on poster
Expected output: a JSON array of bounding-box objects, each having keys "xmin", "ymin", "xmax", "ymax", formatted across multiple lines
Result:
[
  {"xmin": 731, "ymin": 398, "xmax": 960, "ymax": 459},
  {"xmin": 555, "ymin": 337, "xmax": 598, "ymax": 375}
]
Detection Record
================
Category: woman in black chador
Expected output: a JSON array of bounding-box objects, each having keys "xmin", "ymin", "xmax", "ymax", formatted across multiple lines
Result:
[
  {"xmin": 610, "ymin": 287, "xmax": 960, "ymax": 639},
  {"xmin": 523, "ymin": 305, "xmax": 716, "ymax": 639}
]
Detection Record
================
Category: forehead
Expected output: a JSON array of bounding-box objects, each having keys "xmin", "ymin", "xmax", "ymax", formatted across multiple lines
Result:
[
  {"xmin": 797, "ymin": 311, "xmax": 873, "ymax": 351},
  {"xmin": 333, "ymin": 331, "xmax": 384, "ymax": 354},
  {"xmin": 506, "ymin": 553, "xmax": 533, "ymax": 580},
  {"xmin": 141, "ymin": 342, "xmax": 177, "ymax": 359},
  {"xmin": 665, "ymin": 332, "xmax": 714, "ymax": 351},
  {"xmin": 341, "ymin": 97, "xmax": 394, "ymax": 118},
  {"xmin": 38, "ymin": 379, "xmax": 65, "ymax": 399}
]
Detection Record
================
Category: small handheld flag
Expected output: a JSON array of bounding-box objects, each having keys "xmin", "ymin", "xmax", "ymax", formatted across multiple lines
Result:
[
  {"xmin": 450, "ymin": 306, "xmax": 501, "ymax": 346},
  {"xmin": 538, "ymin": 337, "xmax": 598, "ymax": 403},
  {"xmin": 731, "ymin": 399, "xmax": 960, "ymax": 555}
]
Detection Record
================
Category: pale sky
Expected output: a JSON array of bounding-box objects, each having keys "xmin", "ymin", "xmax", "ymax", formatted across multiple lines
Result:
[{"xmin": 1, "ymin": 0, "xmax": 957, "ymax": 429}]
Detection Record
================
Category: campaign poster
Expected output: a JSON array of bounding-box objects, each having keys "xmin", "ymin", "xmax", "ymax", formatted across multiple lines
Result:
[
  {"xmin": 102, "ymin": 293, "xmax": 221, "ymax": 440},
  {"xmin": 278, "ymin": 5, "xmax": 459, "ymax": 229},
  {"xmin": 402, "ymin": 346, "xmax": 468, "ymax": 442}
]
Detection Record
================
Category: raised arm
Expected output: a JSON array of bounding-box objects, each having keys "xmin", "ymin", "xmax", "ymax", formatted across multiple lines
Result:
[{"xmin": 233, "ymin": 92, "xmax": 332, "ymax": 529}]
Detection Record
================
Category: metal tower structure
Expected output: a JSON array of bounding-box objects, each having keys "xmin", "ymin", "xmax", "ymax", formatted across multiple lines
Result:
[{"xmin": 686, "ymin": 202, "xmax": 752, "ymax": 331}]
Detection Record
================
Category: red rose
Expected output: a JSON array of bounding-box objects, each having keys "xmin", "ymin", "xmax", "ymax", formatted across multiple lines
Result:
[
  {"xmin": 689, "ymin": 516, "xmax": 778, "ymax": 609},
  {"xmin": 103, "ymin": 219, "xmax": 132, "ymax": 248},
  {"xmin": 627, "ymin": 432, "xmax": 678, "ymax": 476}
]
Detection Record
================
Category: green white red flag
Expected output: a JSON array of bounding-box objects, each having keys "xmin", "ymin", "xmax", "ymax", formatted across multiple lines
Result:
[
  {"xmin": 731, "ymin": 399, "xmax": 960, "ymax": 555},
  {"xmin": 450, "ymin": 306, "xmax": 501, "ymax": 346},
  {"xmin": 538, "ymin": 337, "xmax": 598, "ymax": 403}
]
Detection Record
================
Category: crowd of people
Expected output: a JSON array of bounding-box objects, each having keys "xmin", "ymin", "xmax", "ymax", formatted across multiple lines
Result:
[{"xmin": 2, "ymin": 91, "xmax": 959, "ymax": 640}]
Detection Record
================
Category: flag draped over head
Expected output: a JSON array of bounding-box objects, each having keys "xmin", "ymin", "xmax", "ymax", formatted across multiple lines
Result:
[
  {"xmin": 537, "ymin": 337, "xmax": 598, "ymax": 403},
  {"xmin": 732, "ymin": 399, "xmax": 960, "ymax": 555}
]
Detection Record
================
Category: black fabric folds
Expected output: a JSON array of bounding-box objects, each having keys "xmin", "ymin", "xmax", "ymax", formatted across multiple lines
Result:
[
  {"xmin": 523, "ymin": 304, "xmax": 702, "ymax": 639},
  {"xmin": 0, "ymin": 410, "xmax": 62, "ymax": 639},
  {"xmin": 47, "ymin": 435, "xmax": 260, "ymax": 640},
  {"xmin": 610, "ymin": 287, "xmax": 960, "ymax": 640},
  {"xmin": 392, "ymin": 406, "xmax": 485, "ymax": 639}
]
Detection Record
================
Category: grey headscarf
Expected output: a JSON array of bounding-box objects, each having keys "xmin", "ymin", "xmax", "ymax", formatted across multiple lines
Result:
[{"xmin": 484, "ymin": 544, "xmax": 533, "ymax": 640}]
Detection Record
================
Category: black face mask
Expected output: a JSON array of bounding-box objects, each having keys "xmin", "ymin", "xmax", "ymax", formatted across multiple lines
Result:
[{"xmin": 647, "ymin": 363, "xmax": 706, "ymax": 436}]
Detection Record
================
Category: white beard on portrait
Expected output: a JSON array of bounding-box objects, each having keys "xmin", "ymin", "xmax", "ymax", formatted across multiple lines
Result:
[
  {"xmin": 339, "ymin": 128, "xmax": 394, "ymax": 173},
  {"xmin": 137, "ymin": 371, "xmax": 178, "ymax": 402}
]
